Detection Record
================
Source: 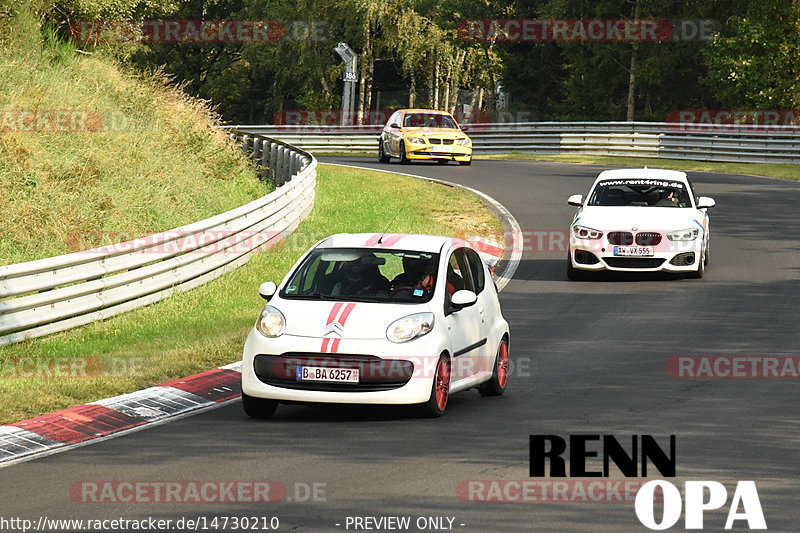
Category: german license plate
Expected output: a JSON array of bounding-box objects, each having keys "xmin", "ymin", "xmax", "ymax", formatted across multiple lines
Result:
[
  {"xmin": 296, "ymin": 366, "xmax": 359, "ymax": 383},
  {"xmin": 613, "ymin": 246, "xmax": 654, "ymax": 257}
]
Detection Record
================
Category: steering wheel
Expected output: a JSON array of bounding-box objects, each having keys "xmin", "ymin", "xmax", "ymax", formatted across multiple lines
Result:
[{"xmin": 391, "ymin": 285, "xmax": 426, "ymax": 298}]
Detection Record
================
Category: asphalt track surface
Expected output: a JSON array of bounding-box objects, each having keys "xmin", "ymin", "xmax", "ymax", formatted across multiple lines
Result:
[{"xmin": 3, "ymin": 157, "xmax": 800, "ymax": 532}]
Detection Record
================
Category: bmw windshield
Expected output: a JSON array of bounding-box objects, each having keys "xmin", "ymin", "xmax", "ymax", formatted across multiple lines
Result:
[
  {"xmin": 402, "ymin": 113, "xmax": 458, "ymax": 129},
  {"xmin": 281, "ymin": 248, "xmax": 439, "ymax": 303},
  {"xmin": 588, "ymin": 179, "xmax": 692, "ymax": 208}
]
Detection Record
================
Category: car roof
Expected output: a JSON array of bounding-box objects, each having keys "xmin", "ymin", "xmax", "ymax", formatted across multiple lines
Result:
[
  {"xmin": 592, "ymin": 168, "xmax": 689, "ymax": 186},
  {"xmin": 398, "ymin": 109, "xmax": 455, "ymax": 117},
  {"xmin": 315, "ymin": 233, "xmax": 465, "ymax": 254}
]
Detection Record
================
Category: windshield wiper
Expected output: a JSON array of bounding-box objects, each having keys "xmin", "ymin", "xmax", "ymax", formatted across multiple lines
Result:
[
  {"xmin": 327, "ymin": 295, "xmax": 387, "ymax": 303},
  {"xmin": 290, "ymin": 292, "xmax": 329, "ymax": 299}
]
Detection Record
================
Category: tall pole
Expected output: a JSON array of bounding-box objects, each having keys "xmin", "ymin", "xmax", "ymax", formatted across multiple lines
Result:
[{"xmin": 335, "ymin": 42, "xmax": 358, "ymax": 126}]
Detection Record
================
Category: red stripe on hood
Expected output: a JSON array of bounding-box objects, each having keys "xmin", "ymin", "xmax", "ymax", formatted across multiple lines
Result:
[
  {"xmin": 338, "ymin": 303, "xmax": 356, "ymax": 325},
  {"xmin": 326, "ymin": 303, "xmax": 343, "ymax": 326}
]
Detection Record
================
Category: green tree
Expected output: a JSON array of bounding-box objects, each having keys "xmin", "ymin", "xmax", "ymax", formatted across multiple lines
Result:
[{"xmin": 703, "ymin": 0, "xmax": 800, "ymax": 109}]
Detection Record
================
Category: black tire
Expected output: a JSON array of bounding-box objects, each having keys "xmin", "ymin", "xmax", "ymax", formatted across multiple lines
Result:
[
  {"xmin": 242, "ymin": 392, "xmax": 278, "ymax": 419},
  {"xmin": 419, "ymin": 354, "xmax": 450, "ymax": 418},
  {"xmin": 479, "ymin": 337, "xmax": 509, "ymax": 397},
  {"xmin": 437, "ymin": 159, "xmax": 448, "ymax": 165},
  {"xmin": 459, "ymin": 157, "xmax": 472, "ymax": 166},
  {"xmin": 398, "ymin": 142, "xmax": 410, "ymax": 164},
  {"xmin": 566, "ymin": 253, "xmax": 585, "ymax": 280},
  {"xmin": 378, "ymin": 140, "xmax": 390, "ymax": 163}
]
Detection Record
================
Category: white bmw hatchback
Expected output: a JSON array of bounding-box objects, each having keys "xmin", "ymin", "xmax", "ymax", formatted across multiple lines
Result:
[
  {"xmin": 566, "ymin": 168, "xmax": 715, "ymax": 278},
  {"xmin": 241, "ymin": 233, "xmax": 510, "ymax": 418}
]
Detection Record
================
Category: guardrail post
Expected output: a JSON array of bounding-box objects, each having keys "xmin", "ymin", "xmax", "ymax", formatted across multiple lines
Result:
[
  {"xmin": 261, "ymin": 140, "xmax": 271, "ymax": 180},
  {"xmin": 241, "ymin": 135, "xmax": 250, "ymax": 155},
  {"xmin": 269, "ymin": 143, "xmax": 279, "ymax": 183},
  {"xmin": 281, "ymin": 147, "xmax": 291, "ymax": 185},
  {"xmin": 252, "ymin": 137, "xmax": 262, "ymax": 164},
  {"xmin": 275, "ymin": 145, "xmax": 286, "ymax": 186}
]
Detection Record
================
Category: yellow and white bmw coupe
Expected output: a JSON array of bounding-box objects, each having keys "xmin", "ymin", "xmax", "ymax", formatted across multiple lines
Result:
[{"xmin": 378, "ymin": 109, "xmax": 472, "ymax": 166}]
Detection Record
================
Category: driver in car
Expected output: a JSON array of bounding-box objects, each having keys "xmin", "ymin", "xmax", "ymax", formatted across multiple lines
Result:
[
  {"xmin": 391, "ymin": 256, "xmax": 434, "ymax": 296},
  {"xmin": 655, "ymin": 188, "xmax": 686, "ymax": 207},
  {"xmin": 331, "ymin": 256, "xmax": 390, "ymax": 297}
]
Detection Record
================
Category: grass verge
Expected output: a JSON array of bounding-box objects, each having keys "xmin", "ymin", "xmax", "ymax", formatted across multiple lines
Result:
[
  {"xmin": 0, "ymin": 164, "xmax": 502, "ymax": 424},
  {"xmin": 0, "ymin": 8, "xmax": 265, "ymax": 266}
]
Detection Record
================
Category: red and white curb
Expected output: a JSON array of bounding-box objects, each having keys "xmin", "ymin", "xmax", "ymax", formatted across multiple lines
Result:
[{"xmin": 0, "ymin": 362, "xmax": 242, "ymax": 467}]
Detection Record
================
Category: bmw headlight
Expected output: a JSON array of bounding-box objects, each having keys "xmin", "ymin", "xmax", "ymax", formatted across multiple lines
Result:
[
  {"xmin": 667, "ymin": 228, "xmax": 699, "ymax": 241},
  {"xmin": 406, "ymin": 136, "xmax": 425, "ymax": 144},
  {"xmin": 256, "ymin": 305, "xmax": 285, "ymax": 337},
  {"xmin": 386, "ymin": 313, "xmax": 434, "ymax": 343},
  {"xmin": 456, "ymin": 138, "xmax": 471, "ymax": 146},
  {"xmin": 572, "ymin": 225, "xmax": 603, "ymax": 239}
]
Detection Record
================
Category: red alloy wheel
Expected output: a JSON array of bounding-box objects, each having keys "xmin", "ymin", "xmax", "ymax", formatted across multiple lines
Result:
[
  {"xmin": 497, "ymin": 340, "xmax": 509, "ymax": 388},
  {"xmin": 435, "ymin": 357, "xmax": 449, "ymax": 411}
]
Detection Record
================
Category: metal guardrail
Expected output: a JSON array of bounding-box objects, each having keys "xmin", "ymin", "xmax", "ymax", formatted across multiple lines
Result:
[
  {"xmin": 0, "ymin": 132, "xmax": 316, "ymax": 345},
  {"xmin": 233, "ymin": 121, "xmax": 800, "ymax": 164}
]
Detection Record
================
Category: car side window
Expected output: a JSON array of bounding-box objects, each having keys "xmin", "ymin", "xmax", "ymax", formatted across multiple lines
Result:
[
  {"xmin": 464, "ymin": 249, "xmax": 485, "ymax": 294},
  {"xmin": 445, "ymin": 248, "xmax": 474, "ymax": 297},
  {"xmin": 686, "ymin": 177, "xmax": 699, "ymax": 206}
]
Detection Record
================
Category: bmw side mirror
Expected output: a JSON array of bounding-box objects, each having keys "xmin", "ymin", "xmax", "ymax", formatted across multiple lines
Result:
[
  {"xmin": 697, "ymin": 196, "xmax": 715, "ymax": 209},
  {"xmin": 451, "ymin": 290, "xmax": 478, "ymax": 310},
  {"xmin": 390, "ymin": 123, "xmax": 401, "ymax": 129},
  {"xmin": 567, "ymin": 194, "xmax": 583, "ymax": 207},
  {"xmin": 258, "ymin": 281, "xmax": 277, "ymax": 300},
  {"xmin": 461, "ymin": 125, "xmax": 469, "ymax": 132}
]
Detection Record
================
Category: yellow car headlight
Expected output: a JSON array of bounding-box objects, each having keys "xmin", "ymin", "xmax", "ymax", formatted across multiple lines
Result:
[
  {"xmin": 406, "ymin": 136, "xmax": 425, "ymax": 144},
  {"xmin": 456, "ymin": 138, "xmax": 471, "ymax": 146}
]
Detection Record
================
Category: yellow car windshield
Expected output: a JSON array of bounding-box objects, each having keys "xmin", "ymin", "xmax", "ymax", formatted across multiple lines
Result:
[{"xmin": 403, "ymin": 113, "xmax": 458, "ymax": 129}]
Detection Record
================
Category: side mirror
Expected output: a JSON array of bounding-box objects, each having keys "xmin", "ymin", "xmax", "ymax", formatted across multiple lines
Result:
[
  {"xmin": 461, "ymin": 125, "xmax": 470, "ymax": 132},
  {"xmin": 567, "ymin": 194, "xmax": 583, "ymax": 207},
  {"xmin": 697, "ymin": 196, "xmax": 715, "ymax": 209},
  {"xmin": 258, "ymin": 281, "xmax": 277, "ymax": 300},
  {"xmin": 451, "ymin": 290, "xmax": 478, "ymax": 310},
  {"xmin": 390, "ymin": 123, "xmax": 401, "ymax": 129}
]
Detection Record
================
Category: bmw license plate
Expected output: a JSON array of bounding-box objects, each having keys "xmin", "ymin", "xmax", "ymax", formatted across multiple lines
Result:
[
  {"xmin": 613, "ymin": 246, "xmax": 654, "ymax": 257},
  {"xmin": 296, "ymin": 366, "xmax": 359, "ymax": 383}
]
